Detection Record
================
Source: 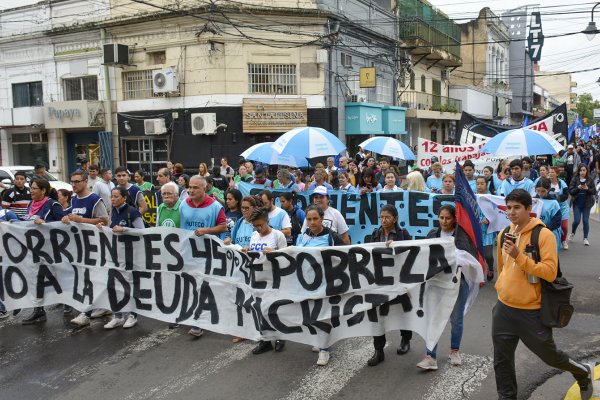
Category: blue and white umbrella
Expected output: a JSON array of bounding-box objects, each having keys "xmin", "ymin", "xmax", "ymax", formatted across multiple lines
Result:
[
  {"xmin": 240, "ymin": 142, "xmax": 309, "ymax": 168},
  {"xmin": 359, "ymin": 136, "xmax": 415, "ymax": 160},
  {"xmin": 478, "ymin": 128, "xmax": 564, "ymax": 156},
  {"xmin": 272, "ymin": 127, "xmax": 346, "ymax": 159}
]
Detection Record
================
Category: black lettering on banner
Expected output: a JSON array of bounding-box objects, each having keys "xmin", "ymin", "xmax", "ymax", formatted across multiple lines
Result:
[
  {"xmin": 99, "ymin": 232, "xmax": 118, "ymax": 266},
  {"xmin": 371, "ymin": 247, "xmax": 395, "ymax": 286},
  {"xmin": 3, "ymin": 266, "xmax": 28, "ymax": 299},
  {"xmin": 322, "ymin": 249, "xmax": 350, "ymax": 296},
  {"xmin": 72, "ymin": 265, "xmax": 93, "ymax": 305},
  {"xmin": 295, "ymin": 252, "xmax": 323, "ymax": 291},
  {"xmin": 117, "ymin": 235, "xmax": 141, "ymax": 270},
  {"xmin": 432, "ymin": 194, "xmax": 455, "ymax": 217},
  {"xmin": 408, "ymin": 192, "xmax": 430, "ymax": 227},
  {"xmin": 266, "ymin": 252, "xmax": 296, "ymax": 289},
  {"xmin": 252, "ymin": 296, "xmax": 274, "ymax": 332},
  {"xmin": 36, "ymin": 264, "xmax": 62, "ymax": 298},
  {"xmin": 133, "ymin": 271, "xmax": 153, "ymax": 310},
  {"xmin": 210, "ymin": 239, "xmax": 228, "ymax": 277},
  {"xmin": 348, "ymin": 247, "xmax": 375, "ymax": 288},
  {"xmin": 359, "ymin": 193, "xmax": 378, "ymax": 226},
  {"xmin": 50, "ymin": 228, "xmax": 73, "ymax": 263},
  {"xmin": 164, "ymin": 234, "xmax": 184, "ymax": 271},
  {"xmin": 365, "ymin": 294, "xmax": 389, "ymax": 322},
  {"xmin": 71, "ymin": 226, "xmax": 84, "ymax": 264},
  {"xmin": 107, "ymin": 269, "xmax": 131, "ymax": 311},
  {"xmin": 427, "ymin": 244, "xmax": 452, "ymax": 278},
  {"xmin": 247, "ymin": 254, "xmax": 267, "ymax": 289},
  {"xmin": 329, "ymin": 295, "xmax": 341, "ymax": 328},
  {"xmin": 387, "ymin": 293, "xmax": 414, "ymax": 313},
  {"xmin": 143, "ymin": 234, "xmax": 163, "ymax": 270},
  {"xmin": 344, "ymin": 295, "xmax": 364, "ymax": 326},
  {"xmin": 193, "ymin": 281, "xmax": 219, "ymax": 324},
  {"xmin": 417, "ymin": 283, "xmax": 426, "ymax": 317},
  {"xmin": 268, "ymin": 299, "xmax": 302, "ymax": 334},
  {"xmin": 25, "ymin": 230, "xmax": 53, "ymax": 264},
  {"xmin": 300, "ymin": 299, "xmax": 332, "ymax": 334},
  {"xmin": 81, "ymin": 229, "xmax": 98, "ymax": 265},
  {"xmin": 396, "ymin": 246, "xmax": 423, "ymax": 283},
  {"xmin": 176, "ymin": 272, "xmax": 199, "ymax": 323},
  {"xmin": 379, "ymin": 191, "xmax": 404, "ymax": 206},
  {"xmin": 189, "ymin": 238, "xmax": 212, "ymax": 273},
  {"xmin": 3, "ymin": 233, "xmax": 28, "ymax": 264},
  {"xmin": 235, "ymin": 288, "xmax": 260, "ymax": 330},
  {"xmin": 339, "ymin": 194, "xmax": 357, "ymax": 225},
  {"xmin": 154, "ymin": 272, "xmax": 180, "ymax": 314}
]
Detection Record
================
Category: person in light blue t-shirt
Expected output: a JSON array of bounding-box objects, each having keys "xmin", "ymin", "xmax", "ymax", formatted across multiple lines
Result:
[
  {"xmin": 462, "ymin": 160, "xmax": 477, "ymax": 193},
  {"xmin": 500, "ymin": 159, "xmax": 536, "ymax": 197},
  {"xmin": 426, "ymin": 162, "xmax": 444, "ymax": 192}
]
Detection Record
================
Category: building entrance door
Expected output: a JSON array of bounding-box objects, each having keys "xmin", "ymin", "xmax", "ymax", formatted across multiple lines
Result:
[{"xmin": 66, "ymin": 132, "xmax": 100, "ymax": 174}]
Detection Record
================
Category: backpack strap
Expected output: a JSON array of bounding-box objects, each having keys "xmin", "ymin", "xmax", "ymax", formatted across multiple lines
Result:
[{"xmin": 529, "ymin": 224, "xmax": 562, "ymax": 278}]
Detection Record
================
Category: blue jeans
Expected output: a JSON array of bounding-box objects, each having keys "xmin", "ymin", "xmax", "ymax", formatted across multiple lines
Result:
[
  {"xmin": 572, "ymin": 205, "xmax": 591, "ymax": 239},
  {"xmin": 427, "ymin": 277, "xmax": 469, "ymax": 359},
  {"xmin": 0, "ymin": 300, "xmax": 5, "ymax": 312}
]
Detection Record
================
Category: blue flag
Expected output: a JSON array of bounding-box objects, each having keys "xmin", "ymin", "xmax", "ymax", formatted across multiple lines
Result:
[{"xmin": 521, "ymin": 115, "xmax": 530, "ymax": 127}]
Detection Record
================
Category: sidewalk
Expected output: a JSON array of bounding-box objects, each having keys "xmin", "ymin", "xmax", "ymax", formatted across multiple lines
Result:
[{"xmin": 530, "ymin": 359, "xmax": 600, "ymax": 399}]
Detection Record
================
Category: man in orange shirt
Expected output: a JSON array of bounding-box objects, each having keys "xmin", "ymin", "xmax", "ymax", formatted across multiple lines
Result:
[{"xmin": 493, "ymin": 189, "xmax": 593, "ymax": 400}]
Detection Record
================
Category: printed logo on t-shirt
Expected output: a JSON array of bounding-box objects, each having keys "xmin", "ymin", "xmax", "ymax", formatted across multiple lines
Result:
[
  {"xmin": 162, "ymin": 218, "xmax": 176, "ymax": 227},
  {"xmin": 186, "ymin": 221, "xmax": 206, "ymax": 228},
  {"xmin": 72, "ymin": 207, "xmax": 88, "ymax": 215},
  {"xmin": 323, "ymin": 219, "xmax": 333, "ymax": 229},
  {"xmin": 249, "ymin": 243, "xmax": 268, "ymax": 251}
]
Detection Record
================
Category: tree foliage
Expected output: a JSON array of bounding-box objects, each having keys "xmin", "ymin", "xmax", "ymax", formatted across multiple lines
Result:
[{"xmin": 575, "ymin": 93, "xmax": 600, "ymax": 123}]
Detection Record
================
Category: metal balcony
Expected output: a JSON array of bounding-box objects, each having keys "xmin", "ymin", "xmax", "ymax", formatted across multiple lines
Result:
[{"xmin": 399, "ymin": 91, "xmax": 462, "ymax": 114}]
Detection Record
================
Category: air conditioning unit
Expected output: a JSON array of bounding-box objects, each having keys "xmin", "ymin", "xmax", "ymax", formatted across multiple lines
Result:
[
  {"xmin": 441, "ymin": 69, "xmax": 450, "ymax": 81},
  {"xmin": 191, "ymin": 113, "xmax": 217, "ymax": 135},
  {"xmin": 316, "ymin": 49, "xmax": 328, "ymax": 64},
  {"xmin": 341, "ymin": 53, "xmax": 352, "ymax": 68},
  {"xmin": 152, "ymin": 68, "xmax": 179, "ymax": 93},
  {"xmin": 346, "ymin": 94, "xmax": 358, "ymax": 102},
  {"xmin": 103, "ymin": 44, "xmax": 129, "ymax": 65},
  {"xmin": 144, "ymin": 119, "xmax": 167, "ymax": 135}
]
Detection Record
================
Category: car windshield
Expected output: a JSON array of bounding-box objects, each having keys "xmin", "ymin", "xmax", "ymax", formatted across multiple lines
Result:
[{"xmin": 10, "ymin": 169, "xmax": 58, "ymax": 182}]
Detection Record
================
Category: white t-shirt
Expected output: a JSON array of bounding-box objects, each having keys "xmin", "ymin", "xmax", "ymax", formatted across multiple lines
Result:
[
  {"xmin": 440, "ymin": 230, "xmax": 453, "ymax": 238},
  {"xmin": 249, "ymin": 229, "xmax": 287, "ymax": 262},
  {"xmin": 301, "ymin": 206, "xmax": 349, "ymax": 235}
]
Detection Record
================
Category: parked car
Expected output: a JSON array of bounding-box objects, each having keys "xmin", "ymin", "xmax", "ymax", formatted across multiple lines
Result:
[{"xmin": 0, "ymin": 166, "xmax": 72, "ymax": 193}]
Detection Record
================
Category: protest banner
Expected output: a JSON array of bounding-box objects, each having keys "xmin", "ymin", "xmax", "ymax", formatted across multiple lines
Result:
[
  {"xmin": 476, "ymin": 194, "xmax": 544, "ymax": 233},
  {"xmin": 141, "ymin": 189, "xmax": 158, "ymax": 227},
  {"xmin": 0, "ymin": 222, "xmax": 459, "ymax": 349},
  {"xmin": 237, "ymin": 182, "xmax": 455, "ymax": 243}
]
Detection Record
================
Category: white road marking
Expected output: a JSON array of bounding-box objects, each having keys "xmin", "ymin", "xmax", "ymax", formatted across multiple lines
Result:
[
  {"xmin": 278, "ymin": 337, "xmax": 373, "ymax": 400},
  {"xmin": 123, "ymin": 341, "xmax": 256, "ymax": 400},
  {"xmin": 422, "ymin": 354, "xmax": 493, "ymax": 400}
]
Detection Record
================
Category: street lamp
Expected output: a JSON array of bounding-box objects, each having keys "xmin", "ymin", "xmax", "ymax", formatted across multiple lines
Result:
[{"xmin": 583, "ymin": 3, "xmax": 600, "ymax": 41}]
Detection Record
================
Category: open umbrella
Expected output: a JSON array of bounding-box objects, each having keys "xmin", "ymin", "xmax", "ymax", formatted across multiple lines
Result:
[
  {"xmin": 359, "ymin": 136, "xmax": 415, "ymax": 160},
  {"xmin": 478, "ymin": 128, "xmax": 564, "ymax": 156},
  {"xmin": 240, "ymin": 142, "xmax": 308, "ymax": 168},
  {"xmin": 272, "ymin": 127, "xmax": 346, "ymax": 159}
]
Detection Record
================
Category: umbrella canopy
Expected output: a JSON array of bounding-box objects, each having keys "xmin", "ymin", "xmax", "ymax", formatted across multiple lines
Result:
[
  {"xmin": 359, "ymin": 136, "xmax": 416, "ymax": 160},
  {"xmin": 240, "ymin": 142, "xmax": 309, "ymax": 168},
  {"xmin": 272, "ymin": 127, "xmax": 346, "ymax": 159},
  {"xmin": 478, "ymin": 128, "xmax": 565, "ymax": 156}
]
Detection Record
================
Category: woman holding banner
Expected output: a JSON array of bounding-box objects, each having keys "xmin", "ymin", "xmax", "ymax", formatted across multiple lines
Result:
[
  {"xmin": 227, "ymin": 195, "xmax": 261, "ymax": 249},
  {"xmin": 416, "ymin": 205, "xmax": 468, "ymax": 370},
  {"xmin": 365, "ymin": 204, "xmax": 413, "ymax": 367},
  {"xmin": 549, "ymin": 166, "xmax": 570, "ymax": 250},
  {"xmin": 101, "ymin": 187, "xmax": 145, "ymax": 330},
  {"xmin": 381, "ymin": 170, "xmax": 402, "ymax": 192},
  {"xmin": 296, "ymin": 204, "xmax": 345, "ymax": 366},
  {"xmin": 358, "ymin": 168, "xmax": 382, "ymax": 194}
]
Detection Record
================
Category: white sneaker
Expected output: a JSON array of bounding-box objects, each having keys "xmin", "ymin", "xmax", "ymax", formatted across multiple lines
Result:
[
  {"xmin": 188, "ymin": 327, "xmax": 204, "ymax": 337},
  {"xmin": 562, "ymin": 241, "xmax": 569, "ymax": 250},
  {"xmin": 70, "ymin": 313, "xmax": 90, "ymax": 327},
  {"xmin": 311, "ymin": 346, "xmax": 320, "ymax": 353},
  {"xmin": 568, "ymin": 233, "xmax": 575, "ymax": 242},
  {"xmin": 104, "ymin": 317, "xmax": 125, "ymax": 329},
  {"xmin": 448, "ymin": 350, "xmax": 462, "ymax": 366},
  {"xmin": 90, "ymin": 309, "xmax": 112, "ymax": 318},
  {"xmin": 316, "ymin": 350, "xmax": 330, "ymax": 366},
  {"xmin": 584, "ymin": 238, "xmax": 590, "ymax": 246},
  {"xmin": 123, "ymin": 314, "xmax": 137, "ymax": 329},
  {"xmin": 416, "ymin": 355, "xmax": 438, "ymax": 370}
]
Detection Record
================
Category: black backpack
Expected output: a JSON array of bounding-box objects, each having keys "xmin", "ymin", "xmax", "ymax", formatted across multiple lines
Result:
[{"xmin": 500, "ymin": 225, "xmax": 574, "ymax": 328}]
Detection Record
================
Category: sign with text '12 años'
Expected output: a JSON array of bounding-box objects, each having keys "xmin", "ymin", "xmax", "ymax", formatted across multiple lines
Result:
[{"xmin": 242, "ymin": 98, "xmax": 307, "ymax": 134}]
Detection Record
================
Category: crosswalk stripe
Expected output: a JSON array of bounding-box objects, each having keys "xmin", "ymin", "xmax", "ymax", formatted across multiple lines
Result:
[
  {"xmin": 278, "ymin": 337, "xmax": 373, "ymax": 400},
  {"xmin": 422, "ymin": 354, "xmax": 493, "ymax": 400}
]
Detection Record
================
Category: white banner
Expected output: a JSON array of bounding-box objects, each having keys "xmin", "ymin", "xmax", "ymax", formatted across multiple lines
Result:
[
  {"xmin": 417, "ymin": 138, "xmax": 515, "ymax": 174},
  {"xmin": 476, "ymin": 194, "xmax": 544, "ymax": 233},
  {"xmin": 0, "ymin": 222, "xmax": 459, "ymax": 349}
]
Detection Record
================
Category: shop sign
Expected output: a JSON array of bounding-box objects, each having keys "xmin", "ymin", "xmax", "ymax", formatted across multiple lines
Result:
[
  {"xmin": 44, "ymin": 101, "xmax": 104, "ymax": 129},
  {"xmin": 242, "ymin": 99, "xmax": 307, "ymax": 133}
]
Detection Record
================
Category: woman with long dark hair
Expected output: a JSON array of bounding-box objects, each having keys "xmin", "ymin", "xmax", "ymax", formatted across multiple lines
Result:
[{"xmin": 568, "ymin": 164, "xmax": 597, "ymax": 246}]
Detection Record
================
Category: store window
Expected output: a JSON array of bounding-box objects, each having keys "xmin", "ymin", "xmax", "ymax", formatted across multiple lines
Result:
[
  {"xmin": 409, "ymin": 73, "xmax": 415, "ymax": 90},
  {"xmin": 248, "ymin": 64, "xmax": 297, "ymax": 94},
  {"xmin": 11, "ymin": 132, "xmax": 48, "ymax": 166},
  {"xmin": 376, "ymin": 78, "xmax": 393, "ymax": 104},
  {"xmin": 123, "ymin": 138, "xmax": 169, "ymax": 182},
  {"xmin": 12, "ymin": 81, "xmax": 43, "ymax": 108},
  {"xmin": 421, "ymin": 75, "xmax": 426, "ymax": 93},
  {"xmin": 64, "ymin": 76, "xmax": 98, "ymax": 101}
]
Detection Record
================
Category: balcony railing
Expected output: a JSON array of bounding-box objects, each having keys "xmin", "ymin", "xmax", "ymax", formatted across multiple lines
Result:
[
  {"xmin": 399, "ymin": 91, "xmax": 462, "ymax": 113},
  {"xmin": 399, "ymin": 19, "xmax": 461, "ymax": 59}
]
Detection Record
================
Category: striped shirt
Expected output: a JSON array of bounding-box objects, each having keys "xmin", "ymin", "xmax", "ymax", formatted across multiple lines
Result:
[{"xmin": 2, "ymin": 186, "xmax": 31, "ymax": 219}]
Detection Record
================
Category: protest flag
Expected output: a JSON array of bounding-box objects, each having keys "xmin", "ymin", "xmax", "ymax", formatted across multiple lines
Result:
[{"xmin": 454, "ymin": 162, "xmax": 486, "ymax": 271}]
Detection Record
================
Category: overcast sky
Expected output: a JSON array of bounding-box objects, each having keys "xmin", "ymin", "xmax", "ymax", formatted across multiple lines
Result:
[{"xmin": 3, "ymin": 0, "xmax": 599, "ymax": 99}]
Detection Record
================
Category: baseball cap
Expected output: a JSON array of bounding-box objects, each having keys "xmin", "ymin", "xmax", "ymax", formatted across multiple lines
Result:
[
  {"xmin": 567, "ymin": 144, "xmax": 574, "ymax": 149},
  {"xmin": 313, "ymin": 185, "xmax": 329, "ymax": 196}
]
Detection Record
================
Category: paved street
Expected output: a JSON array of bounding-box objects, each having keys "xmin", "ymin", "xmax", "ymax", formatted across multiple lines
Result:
[{"xmin": 1, "ymin": 217, "xmax": 599, "ymax": 400}]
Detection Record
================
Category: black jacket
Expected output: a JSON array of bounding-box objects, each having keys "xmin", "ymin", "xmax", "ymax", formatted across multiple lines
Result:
[
  {"xmin": 568, "ymin": 176, "xmax": 597, "ymax": 209},
  {"xmin": 368, "ymin": 225, "xmax": 411, "ymax": 243}
]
